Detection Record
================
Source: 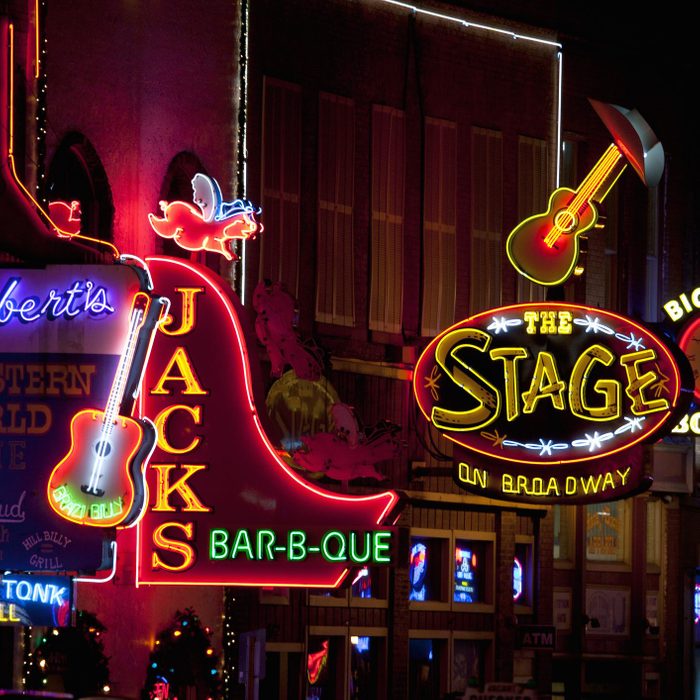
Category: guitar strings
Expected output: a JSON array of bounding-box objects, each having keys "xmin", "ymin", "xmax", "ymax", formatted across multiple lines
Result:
[
  {"xmin": 544, "ymin": 144, "xmax": 622, "ymax": 248},
  {"xmin": 85, "ymin": 306, "xmax": 145, "ymax": 495}
]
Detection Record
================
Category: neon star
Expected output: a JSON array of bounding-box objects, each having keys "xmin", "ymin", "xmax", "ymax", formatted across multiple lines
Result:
[
  {"xmin": 574, "ymin": 315, "xmax": 615, "ymax": 335},
  {"xmin": 486, "ymin": 317, "xmax": 522, "ymax": 334},
  {"xmin": 480, "ymin": 429, "xmax": 506, "ymax": 448},
  {"xmin": 615, "ymin": 331, "xmax": 646, "ymax": 351},
  {"xmin": 651, "ymin": 364, "xmax": 671, "ymax": 398},
  {"xmin": 424, "ymin": 365, "xmax": 441, "ymax": 402}
]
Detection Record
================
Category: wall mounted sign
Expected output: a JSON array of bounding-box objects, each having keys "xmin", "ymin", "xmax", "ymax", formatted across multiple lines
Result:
[
  {"xmin": 136, "ymin": 257, "xmax": 400, "ymax": 587},
  {"xmin": 148, "ymin": 174, "xmax": 262, "ymax": 260},
  {"xmin": 0, "ymin": 573, "xmax": 72, "ymax": 626},
  {"xmin": 414, "ymin": 303, "xmax": 686, "ymax": 503},
  {"xmin": 506, "ymin": 99, "xmax": 663, "ymax": 286},
  {"xmin": 0, "ymin": 263, "xmax": 160, "ymax": 571},
  {"xmin": 664, "ymin": 287, "xmax": 700, "ymax": 435}
]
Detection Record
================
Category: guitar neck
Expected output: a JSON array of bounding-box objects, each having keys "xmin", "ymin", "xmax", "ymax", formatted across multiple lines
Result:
[
  {"xmin": 102, "ymin": 297, "xmax": 148, "ymax": 428},
  {"xmin": 572, "ymin": 143, "xmax": 626, "ymax": 212}
]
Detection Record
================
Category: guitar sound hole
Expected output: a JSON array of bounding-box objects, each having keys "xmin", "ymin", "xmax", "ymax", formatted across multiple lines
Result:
[
  {"xmin": 554, "ymin": 209, "xmax": 578, "ymax": 233},
  {"xmin": 95, "ymin": 440, "xmax": 112, "ymax": 458}
]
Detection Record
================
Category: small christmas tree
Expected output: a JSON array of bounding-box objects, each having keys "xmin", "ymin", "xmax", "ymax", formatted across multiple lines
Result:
[
  {"xmin": 25, "ymin": 609, "xmax": 110, "ymax": 696},
  {"xmin": 143, "ymin": 607, "xmax": 221, "ymax": 700}
]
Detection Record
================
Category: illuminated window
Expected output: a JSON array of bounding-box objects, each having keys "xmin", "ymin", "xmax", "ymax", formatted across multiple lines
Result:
[
  {"xmin": 421, "ymin": 118, "xmax": 456, "ymax": 336},
  {"xmin": 470, "ymin": 128, "xmax": 502, "ymax": 313},
  {"xmin": 350, "ymin": 635, "xmax": 386, "ymax": 699},
  {"xmin": 516, "ymin": 136, "xmax": 549, "ymax": 303},
  {"xmin": 260, "ymin": 77, "xmax": 301, "ymax": 296},
  {"xmin": 306, "ymin": 636, "xmax": 342, "ymax": 698},
  {"xmin": 47, "ymin": 132, "xmax": 114, "ymax": 242},
  {"xmin": 316, "ymin": 92, "xmax": 355, "ymax": 326},
  {"xmin": 453, "ymin": 543, "xmax": 481, "ymax": 604},
  {"xmin": 409, "ymin": 536, "xmax": 445, "ymax": 603},
  {"xmin": 513, "ymin": 542, "xmax": 533, "ymax": 608},
  {"xmin": 585, "ymin": 501, "xmax": 630, "ymax": 563},
  {"xmin": 369, "ymin": 105, "xmax": 405, "ymax": 333}
]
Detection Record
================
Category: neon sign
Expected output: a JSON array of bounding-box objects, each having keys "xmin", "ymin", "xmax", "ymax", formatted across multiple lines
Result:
[
  {"xmin": 0, "ymin": 264, "xmax": 155, "ymax": 572},
  {"xmin": 663, "ymin": 288, "xmax": 700, "ymax": 435},
  {"xmin": 0, "ymin": 276, "xmax": 114, "ymax": 324},
  {"xmin": 148, "ymin": 174, "xmax": 262, "ymax": 260},
  {"xmin": 136, "ymin": 258, "xmax": 400, "ymax": 587},
  {"xmin": 414, "ymin": 303, "xmax": 686, "ymax": 503},
  {"xmin": 0, "ymin": 573, "xmax": 72, "ymax": 626}
]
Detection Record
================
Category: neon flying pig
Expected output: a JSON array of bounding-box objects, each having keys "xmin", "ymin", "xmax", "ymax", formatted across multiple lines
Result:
[{"xmin": 148, "ymin": 173, "xmax": 263, "ymax": 260}]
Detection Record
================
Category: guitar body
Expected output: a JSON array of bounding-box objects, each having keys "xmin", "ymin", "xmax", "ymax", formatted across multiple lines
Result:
[
  {"xmin": 506, "ymin": 187, "xmax": 599, "ymax": 286},
  {"xmin": 47, "ymin": 409, "xmax": 155, "ymax": 527}
]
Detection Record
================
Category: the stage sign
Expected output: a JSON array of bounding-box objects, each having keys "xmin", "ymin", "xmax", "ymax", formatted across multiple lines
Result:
[
  {"xmin": 136, "ymin": 257, "xmax": 400, "ymax": 587},
  {"xmin": 414, "ymin": 303, "xmax": 687, "ymax": 503},
  {"xmin": 0, "ymin": 263, "xmax": 158, "ymax": 571},
  {"xmin": 0, "ymin": 573, "xmax": 72, "ymax": 626}
]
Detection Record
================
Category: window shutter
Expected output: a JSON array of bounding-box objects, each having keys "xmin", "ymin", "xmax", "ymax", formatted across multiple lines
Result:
[
  {"xmin": 421, "ymin": 118, "xmax": 457, "ymax": 336},
  {"xmin": 516, "ymin": 136, "xmax": 549, "ymax": 302},
  {"xmin": 470, "ymin": 128, "xmax": 503, "ymax": 313},
  {"xmin": 260, "ymin": 77, "xmax": 301, "ymax": 295},
  {"xmin": 316, "ymin": 93, "xmax": 355, "ymax": 325},
  {"xmin": 370, "ymin": 106, "xmax": 405, "ymax": 333}
]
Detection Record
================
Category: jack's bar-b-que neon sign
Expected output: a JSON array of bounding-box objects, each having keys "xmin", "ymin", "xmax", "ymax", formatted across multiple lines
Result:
[
  {"xmin": 136, "ymin": 258, "xmax": 399, "ymax": 587},
  {"xmin": 414, "ymin": 303, "xmax": 687, "ymax": 504}
]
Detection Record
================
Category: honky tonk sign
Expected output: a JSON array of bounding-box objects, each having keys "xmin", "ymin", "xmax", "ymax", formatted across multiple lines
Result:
[{"xmin": 414, "ymin": 303, "xmax": 687, "ymax": 503}]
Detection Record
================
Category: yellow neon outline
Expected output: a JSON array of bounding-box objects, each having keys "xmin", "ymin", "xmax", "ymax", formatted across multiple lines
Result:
[
  {"xmin": 35, "ymin": 0, "xmax": 40, "ymax": 79},
  {"xmin": 412, "ymin": 302, "xmax": 682, "ymax": 465},
  {"xmin": 431, "ymin": 328, "xmax": 500, "ymax": 431},
  {"xmin": 489, "ymin": 347, "xmax": 528, "ymax": 421},
  {"xmin": 7, "ymin": 24, "xmax": 120, "ymax": 259},
  {"xmin": 569, "ymin": 344, "xmax": 621, "ymax": 422},
  {"xmin": 520, "ymin": 350, "xmax": 566, "ymax": 414},
  {"xmin": 619, "ymin": 348, "xmax": 670, "ymax": 416},
  {"xmin": 505, "ymin": 143, "xmax": 626, "ymax": 286}
]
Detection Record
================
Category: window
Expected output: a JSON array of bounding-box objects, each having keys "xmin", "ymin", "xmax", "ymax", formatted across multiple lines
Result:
[
  {"xmin": 452, "ymin": 637, "xmax": 490, "ymax": 694},
  {"xmin": 422, "ymin": 118, "xmax": 456, "ymax": 335},
  {"xmin": 370, "ymin": 105, "xmax": 405, "ymax": 333},
  {"xmin": 409, "ymin": 534, "xmax": 448, "ymax": 605},
  {"xmin": 516, "ymin": 136, "xmax": 549, "ymax": 302},
  {"xmin": 470, "ymin": 128, "xmax": 502, "ymax": 313},
  {"xmin": 452, "ymin": 535, "xmax": 494, "ymax": 610},
  {"xmin": 646, "ymin": 498, "xmax": 662, "ymax": 569},
  {"xmin": 585, "ymin": 500, "xmax": 630, "ymax": 564},
  {"xmin": 409, "ymin": 636, "xmax": 447, "ymax": 699},
  {"xmin": 261, "ymin": 77, "xmax": 301, "ymax": 295},
  {"xmin": 553, "ymin": 505, "xmax": 575, "ymax": 565},
  {"xmin": 513, "ymin": 540, "xmax": 533, "ymax": 609},
  {"xmin": 47, "ymin": 132, "xmax": 114, "ymax": 242},
  {"xmin": 317, "ymin": 93, "xmax": 355, "ymax": 326}
]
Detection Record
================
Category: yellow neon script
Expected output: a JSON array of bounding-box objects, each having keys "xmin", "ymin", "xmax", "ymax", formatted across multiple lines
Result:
[{"xmin": 431, "ymin": 332, "xmax": 668, "ymax": 430}]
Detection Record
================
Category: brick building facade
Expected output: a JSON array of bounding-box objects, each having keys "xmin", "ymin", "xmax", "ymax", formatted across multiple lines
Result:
[{"xmin": 1, "ymin": 0, "xmax": 699, "ymax": 698}]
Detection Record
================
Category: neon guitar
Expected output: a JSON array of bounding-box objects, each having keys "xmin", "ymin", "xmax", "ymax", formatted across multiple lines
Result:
[
  {"xmin": 506, "ymin": 144, "xmax": 626, "ymax": 286},
  {"xmin": 506, "ymin": 99, "xmax": 663, "ymax": 286},
  {"xmin": 48, "ymin": 292, "xmax": 156, "ymax": 527}
]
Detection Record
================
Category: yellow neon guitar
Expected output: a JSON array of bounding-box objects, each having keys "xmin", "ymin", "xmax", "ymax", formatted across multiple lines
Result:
[
  {"xmin": 506, "ymin": 144, "xmax": 626, "ymax": 286},
  {"xmin": 47, "ymin": 292, "xmax": 156, "ymax": 527},
  {"xmin": 506, "ymin": 99, "xmax": 664, "ymax": 286}
]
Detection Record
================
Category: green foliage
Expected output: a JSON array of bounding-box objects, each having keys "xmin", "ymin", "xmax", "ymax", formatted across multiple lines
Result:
[
  {"xmin": 26, "ymin": 609, "xmax": 110, "ymax": 696},
  {"xmin": 143, "ymin": 607, "xmax": 221, "ymax": 700}
]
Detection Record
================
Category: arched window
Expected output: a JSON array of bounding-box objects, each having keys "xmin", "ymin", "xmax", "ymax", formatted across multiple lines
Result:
[
  {"xmin": 155, "ymin": 151, "xmax": 221, "ymax": 271},
  {"xmin": 47, "ymin": 132, "xmax": 114, "ymax": 241}
]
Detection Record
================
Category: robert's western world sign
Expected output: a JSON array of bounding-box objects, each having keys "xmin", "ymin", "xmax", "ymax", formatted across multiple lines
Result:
[{"xmin": 414, "ymin": 303, "xmax": 689, "ymax": 503}]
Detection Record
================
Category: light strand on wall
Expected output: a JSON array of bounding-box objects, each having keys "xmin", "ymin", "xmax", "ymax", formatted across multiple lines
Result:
[{"xmin": 236, "ymin": 0, "xmax": 250, "ymax": 305}]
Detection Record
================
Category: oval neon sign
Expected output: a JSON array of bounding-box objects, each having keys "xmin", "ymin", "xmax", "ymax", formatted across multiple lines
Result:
[{"xmin": 414, "ymin": 303, "xmax": 682, "ymax": 469}]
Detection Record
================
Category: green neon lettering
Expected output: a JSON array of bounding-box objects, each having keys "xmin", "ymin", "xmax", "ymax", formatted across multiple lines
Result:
[
  {"xmin": 349, "ymin": 531, "xmax": 372, "ymax": 563},
  {"xmin": 209, "ymin": 529, "xmax": 229, "ymax": 559},
  {"xmin": 257, "ymin": 529, "xmax": 276, "ymax": 560},
  {"xmin": 321, "ymin": 531, "xmax": 347, "ymax": 562},
  {"xmin": 230, "ymin": 529, "xmax": 254, "ymax": 559},
  {"xmin": 288, "ymin": 530, "xmax": 307, "ymax": 561},
  {"xmin": 373, "ymin": 531, "xmax": 392, "ymax": 563}
]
